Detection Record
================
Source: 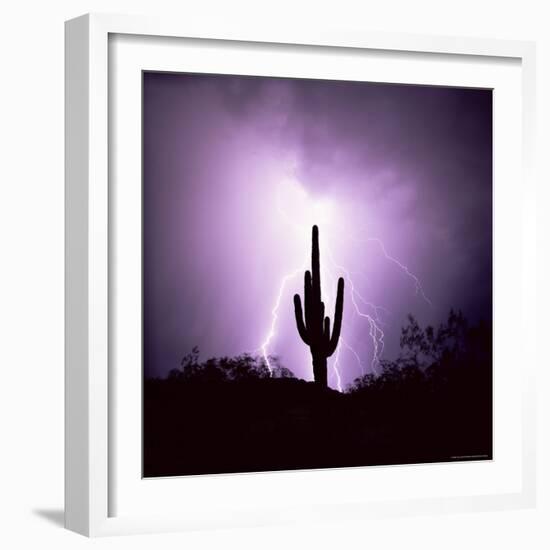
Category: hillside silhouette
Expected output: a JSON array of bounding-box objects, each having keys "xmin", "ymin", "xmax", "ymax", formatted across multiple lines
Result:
[{"xmin": 143, "ymin": 310, "xmax": 492, "ymax": 477}]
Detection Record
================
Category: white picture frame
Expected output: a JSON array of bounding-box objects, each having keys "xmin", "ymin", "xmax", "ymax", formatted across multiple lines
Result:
[{"xmin": 65, "ymin": 12, "xmax": 537, "ymax": 537}]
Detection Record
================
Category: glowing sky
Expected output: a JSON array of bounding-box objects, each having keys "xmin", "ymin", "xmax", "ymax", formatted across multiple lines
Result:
[{"xmin": 143, "ymin": 72, "xmax": 492, "ymax": 388}]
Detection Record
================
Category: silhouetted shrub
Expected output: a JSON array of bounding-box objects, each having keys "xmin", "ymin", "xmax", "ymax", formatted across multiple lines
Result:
[{"xmin": 167, "ymin": 350, "xmax": 294, "ymax": 383}]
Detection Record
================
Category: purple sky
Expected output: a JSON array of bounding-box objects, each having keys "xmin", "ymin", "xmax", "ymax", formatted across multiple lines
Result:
[{"xmin": 143, "ymin": 72, "xmax": 492, "ymax": 389}]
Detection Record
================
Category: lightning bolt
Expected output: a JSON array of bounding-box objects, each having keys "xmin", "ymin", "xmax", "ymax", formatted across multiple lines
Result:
[
  {"xmin": 331, "ymin": 343, "xmax": 344, "ymax": 392},
  {"xmin": 349, "ymin": 235, "xmax": 432, "ymax": 307},
  {"xmin": 333, "ymin": 335, "xmax": 376, "ymax": 392},
  {"xmin": 259, "ymin": 181, "xmax": 431, "ymax": 391},
  {"xmin": 325, "ymin": 241, "xmax": 385, "ymax": 376},
  {"xmin": 260, "ymin": 265, "xmax": 305, "ymax": 375},
  {"xmin": 342, "ymin": 339, "xmax": 366, "ymax": 375}
]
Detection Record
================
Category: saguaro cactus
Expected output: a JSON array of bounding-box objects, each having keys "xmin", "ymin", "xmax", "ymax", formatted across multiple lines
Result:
[{"xmin": 294, "ymin": 225, "xmax": 344, "ymax": 387}]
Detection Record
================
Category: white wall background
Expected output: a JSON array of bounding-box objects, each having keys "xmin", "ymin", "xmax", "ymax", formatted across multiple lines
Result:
[{"xmin": 0, "ymin": 1, "xmax": 547, "ymax": 548}]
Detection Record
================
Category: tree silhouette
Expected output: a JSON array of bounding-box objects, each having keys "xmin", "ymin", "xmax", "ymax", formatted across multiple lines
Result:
[{"xmin": 293, "ymin": 225, "xmax": 345, "ymax": 387}]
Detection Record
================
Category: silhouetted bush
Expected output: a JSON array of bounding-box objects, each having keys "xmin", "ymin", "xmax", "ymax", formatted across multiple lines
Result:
[{"xmin": 167, "ymin": 350, "xmax": 294, "ymax": 383}]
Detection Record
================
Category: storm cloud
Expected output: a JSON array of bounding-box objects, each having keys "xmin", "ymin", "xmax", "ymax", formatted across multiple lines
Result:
[{"xmin": 143, "ymin": 72, "xmax": 492, "ymax": 388}]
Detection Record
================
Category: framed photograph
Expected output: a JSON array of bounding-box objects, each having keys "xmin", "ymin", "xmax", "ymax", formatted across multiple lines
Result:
[{"xmin": 65, "ymin": 13, "xmax": 537, "ymax": 536}]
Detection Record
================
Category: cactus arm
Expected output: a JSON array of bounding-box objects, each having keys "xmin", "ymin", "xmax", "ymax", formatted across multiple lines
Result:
[
  {"xmin": 318, "ymin": 301, "xmax": 325, "ymax": 339},
  {"xmin": 326, "ymin": 277, "xmax": 345, "ymax": 356},
  {"xmin": 293, "ymin": 294, "xmax": 310, "ymax": 345},
  {"xmin": 323, "ymin": 316, "xmax": 331, "ymax": 341}
]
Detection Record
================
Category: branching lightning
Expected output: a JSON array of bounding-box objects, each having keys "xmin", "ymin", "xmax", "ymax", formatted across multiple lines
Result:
[
  {"xmin": 259, "ymin": 178, "xmax": 431, "ymax": 390},
  {"xmin": 350, "ymin": 236, "xmax": 432, "ymax": 307},
  {"xmin": 332, "ymin": 336, "xmax": 378, "ymax": 394},
  {"xmin": 325, "ymin": 243, "xmax": 385, "ymax": 375},
  {"xmin": 331, "ymin": 343, "xmax": 344, "ymax": 392},
  {"xmin": 260, "ymin": 265, "xmax": 305, "ymax": 375}
]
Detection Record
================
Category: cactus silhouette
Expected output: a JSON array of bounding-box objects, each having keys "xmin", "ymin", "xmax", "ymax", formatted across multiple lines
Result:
[{"xmin": 294, "ymin": 225, "xmax": 344, "ymax": 387}]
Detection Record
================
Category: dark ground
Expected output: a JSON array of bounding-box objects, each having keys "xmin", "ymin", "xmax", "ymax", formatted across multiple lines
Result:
[{"xmin": 143, "ymin": 311, "xmax": 492, "ymax": 477}]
